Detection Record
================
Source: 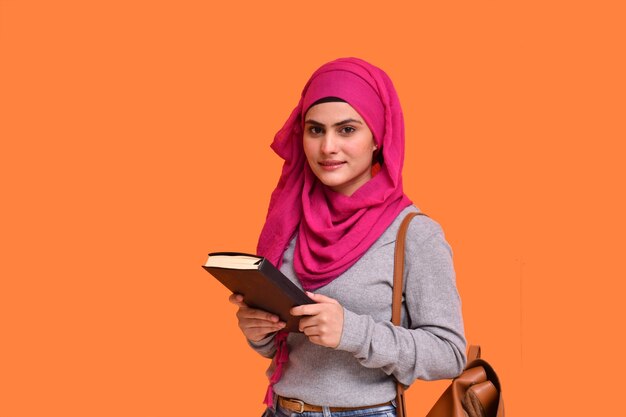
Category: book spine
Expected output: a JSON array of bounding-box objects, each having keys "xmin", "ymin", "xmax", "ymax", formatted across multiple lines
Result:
[{"xmin": 259, "ymin": 259, "xmax": 314, "ymax": 306}]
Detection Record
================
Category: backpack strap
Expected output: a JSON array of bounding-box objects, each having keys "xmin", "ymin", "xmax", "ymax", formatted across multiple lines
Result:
[
  {"xmin": 392, "ymin": 211, "xmax": 428, "ymax": 417},
  {"xmin": 392, "ymin": 212, "xmax": 428, "ymax": 325}
]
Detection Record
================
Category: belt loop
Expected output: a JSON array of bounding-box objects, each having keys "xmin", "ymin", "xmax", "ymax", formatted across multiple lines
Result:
[{"xmin": 322, "ymin": 405, "xmax": 331, "ymax": 417}]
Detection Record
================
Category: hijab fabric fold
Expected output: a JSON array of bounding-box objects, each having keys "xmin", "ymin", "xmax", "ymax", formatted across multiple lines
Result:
[{"xmin": 257, "ymin": 57, "xmax": 412, "ymax": 406}]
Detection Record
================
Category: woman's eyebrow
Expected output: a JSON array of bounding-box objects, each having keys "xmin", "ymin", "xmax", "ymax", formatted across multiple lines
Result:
[{"xmin": 304, "ymin": 118, "xmax": 363, "ymax": 127}]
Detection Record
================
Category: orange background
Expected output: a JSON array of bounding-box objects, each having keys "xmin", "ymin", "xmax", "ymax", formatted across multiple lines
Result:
[{"xmin": 1, "ymin": 1, "xmax": 624, "ymax": 416}]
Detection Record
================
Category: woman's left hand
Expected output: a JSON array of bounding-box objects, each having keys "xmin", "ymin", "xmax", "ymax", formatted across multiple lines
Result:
[{"xmin": 291, "ymin": 292, "xmax": 344, "ymax": 348}]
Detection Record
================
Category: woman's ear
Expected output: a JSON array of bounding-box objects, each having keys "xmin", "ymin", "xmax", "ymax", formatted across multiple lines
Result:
[{"xmin": 373, "ymin": 145, "xmax": 384, "ymax": 166}]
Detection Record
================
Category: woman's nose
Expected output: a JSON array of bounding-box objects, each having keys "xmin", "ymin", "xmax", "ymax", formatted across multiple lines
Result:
[{"xmin": 320, "ymin": 133, "xmax": 338, "ymax": 154}]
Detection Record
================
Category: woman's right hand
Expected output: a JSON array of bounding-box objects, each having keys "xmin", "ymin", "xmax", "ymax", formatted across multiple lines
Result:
[{"xmin": 228, "ymin": 293, "xmax": 286, "ymax": 342}]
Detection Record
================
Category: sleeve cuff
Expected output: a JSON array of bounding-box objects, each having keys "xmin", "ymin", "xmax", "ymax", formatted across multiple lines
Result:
[
  {"xmin": 247, "ymin": 333, "xmax": 276, "ymax": 355},
  {"xmin": 336, "ymin": 308, "xmax": 370, "ymax": 353}
]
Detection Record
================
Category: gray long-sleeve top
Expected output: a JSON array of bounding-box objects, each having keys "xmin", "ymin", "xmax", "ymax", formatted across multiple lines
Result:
[{"xmin": 249, "ymin": 206, "xmax": 466, "ymax": 407}]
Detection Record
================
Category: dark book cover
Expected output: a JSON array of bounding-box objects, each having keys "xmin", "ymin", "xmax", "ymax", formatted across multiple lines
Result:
[{"xmin": 203, "ymin": 252, "xmax": 314, "ymax": 332}]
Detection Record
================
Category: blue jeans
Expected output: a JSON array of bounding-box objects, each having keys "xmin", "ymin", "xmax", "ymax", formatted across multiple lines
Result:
[{"xmin": 261, "ymin": 402, "xmax": 396, "ymax": 417}]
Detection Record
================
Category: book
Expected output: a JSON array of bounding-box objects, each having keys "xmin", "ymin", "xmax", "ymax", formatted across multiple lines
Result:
[{"xmin": 202, "ymin": 252, "xmax": 314, "ymax": 332}]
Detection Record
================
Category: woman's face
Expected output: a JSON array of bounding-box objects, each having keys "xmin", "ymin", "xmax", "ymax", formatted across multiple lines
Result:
[{"xmin": 303, "ymin": 102, "xmax": 377, "ymax": 196}]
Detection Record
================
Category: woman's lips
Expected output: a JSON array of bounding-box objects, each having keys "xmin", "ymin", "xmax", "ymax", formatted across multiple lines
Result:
[{"xmin": 319, "ymin": 160, "xmax": 346, "ymax": 171}]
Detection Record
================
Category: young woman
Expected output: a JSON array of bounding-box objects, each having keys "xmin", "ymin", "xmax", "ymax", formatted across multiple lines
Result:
[{"xmin": 229, "ymin": 57, "xmax": 466, "ymax": 417}]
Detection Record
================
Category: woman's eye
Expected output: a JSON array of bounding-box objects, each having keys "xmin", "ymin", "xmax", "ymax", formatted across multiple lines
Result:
[
  {"xmin": 309, "ymin": 126, "xmax": 323, "ymax": 135},
  {"xmin": 340, "ymin": 126, "xmax": 356, "ymax": 135}
]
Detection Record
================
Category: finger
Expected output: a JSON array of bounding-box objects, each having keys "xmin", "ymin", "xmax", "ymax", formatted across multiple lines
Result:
[
  {"xmin": 306, "ymin": 291, "xmax": 339, "ymax": 304},
  {"xmin": 241, "ymin": 318, "xmax": 286, "ymax": 330},
  {"xmin": 237, "ymin": 307, "xmax": 281, "ymax": 323},
  {"xmin": 228, "ymin": 293, "xmax": 245, "ymax": 306},
  {"xmin": 306, "ymin": 335, "xmax": 324, "ymax": 346},
  {"xmin": 298, "ymin": 316, "xmax": 322, "ymax": 332},
  {"xmin": 301, "ymin": 328, "xmax": 339, "ymax": 348},
  {"xmin": 291, "ymin": 304, "xmax": 325, "ymax": 316},
  {"xmin": 301, "ymin": 324, "xmax": 319, "ymax": 337},
  {"xmin": 248, "ymin": 329, "xmax": 282, "ymax": 342},
  {"xmin": 245, "ymin": 324, "xmax": 285, "ymax": 340}
]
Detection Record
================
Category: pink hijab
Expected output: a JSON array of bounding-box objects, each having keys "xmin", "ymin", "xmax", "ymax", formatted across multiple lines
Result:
[{"xmin": 257, "ymin": 57, "xmax": 412, "ymax": 291}]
